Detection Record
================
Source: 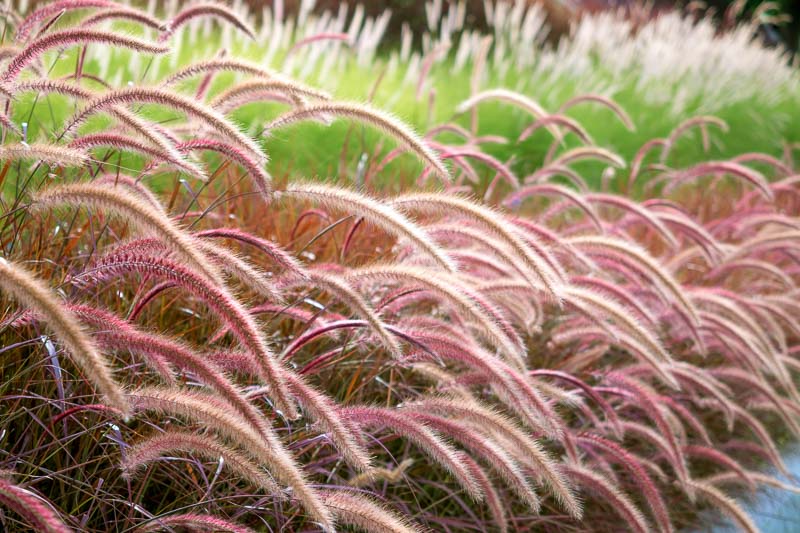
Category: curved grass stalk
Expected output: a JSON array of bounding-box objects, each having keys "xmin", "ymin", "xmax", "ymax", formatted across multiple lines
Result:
[
  {"xmin": 161, "ymin": 58, "xmax": 279, "ymax": 86},
  {"xmin": 15, "ymin": 0, "xmax": 121, "ymax": 41},
  {"xmin": 558, "ymin": 93, "xmax": 635, "ymax": 131},
  {"xmin": 0, "ymin": 142, "xmax": 88, "ymax": 166},
  {"xmin": 687, "ymin": 480, "xmax": 757, "ymax": 533},
  {"xmin": 135, "ymin": 513, "xmax": 255, "ymax": 533},
  {"xmin": 391, "ymin": 193, "xmax": 564, "ymax": 301},
  {"xmin": 0, "ymin": 475, "xmax": 71, "ymax": 533},
  {"xmin": 130, "ymin": 387, "xmax": 333, "ymax": 530},
  {"xmin": 341, "ymin": 405, "xmax": 483, "ymax": 501},
  {"xmin": 64, "ymin": 87, "xmax": 265, "ymax": 163},
  {"xmin": 160, "ymin": 3, "xmax": 256, "ymax": 41},
  {"xmin": 81, "ymin": 7, "xmax": 162, "ymax": 29},
  {"xmin": 177, "ymin": 139, "xmax": 272, "ymax": 199},
  {"xmin": 69, "ymin": 133, "xmax": 208, "ymax": 181},
  {"xmin": 0, "ymin": 258, "xmax": 129, "ymax": 416},
  {"xmin": 280, "ymin": 183, "xmax": 456, "ymax": 272},
  {"xmin": 33, "ymin": 183, "xmax": 223, "ymax": 286},
  {"xmin": 121, "ymin": 430, "xmax": 279, "ymax": 492},
  {"xmin": 286, "ymin": 268, "xmax": 402, "ymax": 358},
  {"xmin": 568, "ymin": 235, "xmax": 703, "ymax": 343},
  {"xmin": 75, "ymin": 253, "xmax": 296, "ymax": 419},
  {"xmin": 2, "ymin": 28, "xmax": 168, "ymax": 82},
  {"xmin": 346, "ymin": 264, "xmax": 527, "ymax": 370},
  {"xmin": 264, "ymin": 101, "xmax": 451, "ymax": 182},
  {"xmin": 320, "ymin": 490, "xmax": 418, "ymax": 533},
  {"xmin": 210, "ymin": 78, "xmax": 331, "ymax": 111},
  {"xmin": 561, "ymin": 463, "xmax": 649, "ymax": 533},
  {"xmin": 577, "ymin": 432, "xmax": 672, "ymax": 533},
  {"xmin": 405, "ymin": 396, "xmax": 581, "ymax": 518},
  {"xmin": 16, "ymin": 79, "xmax": 186, "ymax": 163}
]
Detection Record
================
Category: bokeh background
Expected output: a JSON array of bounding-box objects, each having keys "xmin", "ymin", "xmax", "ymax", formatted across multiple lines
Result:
[{"xmin": 272, "ymin": 1, "xmax": 799, "ymax": 50}]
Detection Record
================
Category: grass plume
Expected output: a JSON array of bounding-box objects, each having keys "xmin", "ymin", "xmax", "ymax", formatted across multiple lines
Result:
[{"xmin": 0, "ymin": 258, "xmax": 129, "ymax": 416}]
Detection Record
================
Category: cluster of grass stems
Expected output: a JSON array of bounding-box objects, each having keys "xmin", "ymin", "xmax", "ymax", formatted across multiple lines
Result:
[{"xmin": 0, "ymin": 0, "xmax": 799, "ymax": 532}]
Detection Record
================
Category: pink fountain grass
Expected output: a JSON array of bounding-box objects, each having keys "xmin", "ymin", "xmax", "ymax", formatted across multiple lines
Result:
[{"xmin": 1, "ymin": 2, "xmax": 800, "ymax": 532}]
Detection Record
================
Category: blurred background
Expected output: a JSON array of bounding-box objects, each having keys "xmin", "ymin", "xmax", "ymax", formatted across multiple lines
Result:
[
  {"xmin": 270, "ymin": 0, "xmax": 800, "ymax": 51},
  {"xmin": 23, "ymin": 1, "xmax": 799, "ymax": 51}
]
